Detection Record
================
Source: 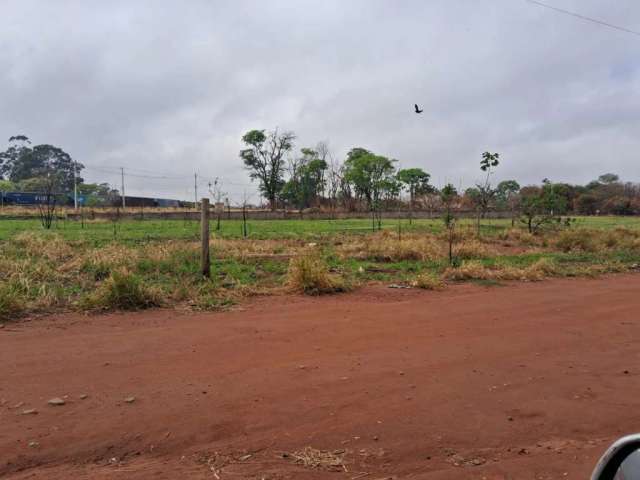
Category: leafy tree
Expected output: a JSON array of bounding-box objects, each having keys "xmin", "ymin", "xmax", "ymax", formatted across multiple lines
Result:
[
  {"xmin": 0, "ymin": 179, "xmax": 17, "ymax": 192},
  {"xmin": 343, "ymin": 148, "xmax": 396, "ymax": 210},
  {"xmin": 471, "ymin": 151, "xmax": 500, "ymax": 236},
  {"xmin": 575, "ymin": 193, "xmax": 599, "ymax": 215},
  {"xmin": 77, "ymin": 183, "xmax": 120, "ymax": 207},
  {"xmin": 519, "ymin": 184, "xmax": 566, "ymax": 234},
  {"xmin": 397, "ymin": 168, "xmax": 431, "ymax": 204},
  {"xmin": 77, "ymin": 182, "xmax": 119, "ymax": 197},
  {"xmin": 397, "ymin": 167, "xmax": 431, "ymax": 223},
  {"xmin": 240, "ymin": 129, "xmax": 295, "ymax": 210},
  {"xmin": 440, "ymin": 183, "xmax": 458, "ymax": 265},
  {"xmin": 281, "ymin": 148, "xmax": 328, "ymax": 211},
  {"xmin": 0, "ymin": 135, "xmax": 30, "ymax": 179},
  {"xmin": 343, "ymin": 148, "xmax": 397, "ymax": 229},
  {"xmin": 0, "ymin": 136, "xmax": 83, "ymax": 191},
  {"xmin": 496, "ymin": 180, "xmax": 520, "ymax": 226},
  {"xmin": 598, "ymin": 173, "xmax": 620, "ymax": 184}
]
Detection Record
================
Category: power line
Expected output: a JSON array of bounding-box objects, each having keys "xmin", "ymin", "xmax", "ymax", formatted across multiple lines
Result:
[
  {"xmin": 524, "ymin": 0, "xmax": 640, "ymax": 37},
  {"xmin": 82, "ymin": 163, "xmax": 254, "ymax": 186}
]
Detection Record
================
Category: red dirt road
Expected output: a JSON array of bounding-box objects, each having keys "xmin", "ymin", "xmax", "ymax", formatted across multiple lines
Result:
[{"xmin": 2, "ymin": 276, "xmax": 640, "ymax": 479}]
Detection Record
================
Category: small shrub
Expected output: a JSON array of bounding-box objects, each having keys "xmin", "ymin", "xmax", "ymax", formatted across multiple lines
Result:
[
  {"xmin": 287, "ymin": 254, "xmax": 347, "ymax": 295},
  {"xmin": 82, "ymin": 269, "xmax": 160, "ymax": 311},
  {"xmin": 411, "ymin": 272, "xmax": 444, "ymax": 290}
]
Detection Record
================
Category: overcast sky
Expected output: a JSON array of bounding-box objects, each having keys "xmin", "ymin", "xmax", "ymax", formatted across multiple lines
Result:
[{"xmin": 2, "ymin": 0, "xmax": 639, "ymax": 202}]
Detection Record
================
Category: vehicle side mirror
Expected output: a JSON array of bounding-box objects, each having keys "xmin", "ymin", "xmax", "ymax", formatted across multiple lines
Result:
[{"xmin": 592, "ymin": 435, "xmax": 640, "ymax": 480}]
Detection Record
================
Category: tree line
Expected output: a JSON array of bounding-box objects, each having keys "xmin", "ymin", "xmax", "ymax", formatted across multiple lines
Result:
[
  {"xmin": 0, "ymin": 132, "xmax": 638, "ymax": 226},
  {"xmin": 240, "ymin": 128, "xmax": 640, "ymax": 224}
]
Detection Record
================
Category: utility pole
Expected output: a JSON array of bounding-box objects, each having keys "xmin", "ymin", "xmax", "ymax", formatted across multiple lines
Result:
[
  {"xmin": 121, "ymin": 167, "xmax": 126, "ymax": 209},
  {"xmin": 73, "ymin": 159, "xmax": 78, "ymax": 210}
]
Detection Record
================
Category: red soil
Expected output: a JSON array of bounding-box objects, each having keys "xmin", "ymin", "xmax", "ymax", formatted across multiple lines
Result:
[{"xmin": 2, "ymin": 275, "xmax": 640, "ymax": 479}]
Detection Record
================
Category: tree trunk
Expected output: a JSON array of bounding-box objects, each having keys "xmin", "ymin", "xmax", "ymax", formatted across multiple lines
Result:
[{"xmin": 409, "ymin": 190, "xmax": 413, "ymax": 225}]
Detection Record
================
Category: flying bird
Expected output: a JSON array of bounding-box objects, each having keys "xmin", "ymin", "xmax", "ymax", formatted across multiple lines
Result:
[{"xmin": 414, "ymin": 104, "xmax": 423, "ymax": 114}]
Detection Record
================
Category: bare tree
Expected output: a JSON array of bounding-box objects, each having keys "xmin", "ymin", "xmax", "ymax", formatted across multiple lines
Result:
[
  {"xmin": 208, "ymin": 177, "xmax": 227, "ymax": 231},
  {"xmin": 36, "ymin": 175, "xmax": 59, "ymax": 230}
]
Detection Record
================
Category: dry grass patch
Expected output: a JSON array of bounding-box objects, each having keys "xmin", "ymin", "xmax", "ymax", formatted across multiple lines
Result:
[
  {"xmin": 289, "ymin": 447, "xmax": 347, "ymax": 472},
  {"xmin": 81, "ymin": 269, "xmax": 161, "ymax": 311},
  {"xmin": 554, "ymin": 228, "xmax": 640, "ymax": 253},
  {"xmin": 497, "ymin": 228, "xmax": 538, "ymax": 246},
  {"xmin": 0, "ymin": 281, "xmax": 25, "ymax": 320},
  {"xmin": 287, "ymin": 254, "xmax": 347, "ymax": 295},
  {"xmin": 411, "ymin": 272, "xmax": 444, "ymax": 290},
  {"xmin": 453, "ymin": 239, "xmax": 493, "ymax": 259},
  {"xmin": 444, "ymin": 258, "xmax": 559, "ymax": 282},
  {"xmin": 338, "ymin": 231, "xmax": 441, "ymax": 262},
  {"xmin": 12, "ymin": 231, "xmax": 75, "ymax": 262},
  {"xmin": 554, "ymin": 230, "xmax": 600, "ymax": 253}
]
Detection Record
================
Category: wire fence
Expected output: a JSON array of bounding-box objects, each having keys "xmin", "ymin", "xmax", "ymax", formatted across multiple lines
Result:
[{"xmin": 0, "ymin": 208, "xmax": 638, "ymax": 244}]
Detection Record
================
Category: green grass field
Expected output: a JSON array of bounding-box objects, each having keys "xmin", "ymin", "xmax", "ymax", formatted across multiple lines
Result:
[
  {"xmin": 1, "ymin": 215, "xmax": 638, "ymax": 243},
  {"xmin": 2, "ymin": 214, "xmax": 640, "ymax": 320}
]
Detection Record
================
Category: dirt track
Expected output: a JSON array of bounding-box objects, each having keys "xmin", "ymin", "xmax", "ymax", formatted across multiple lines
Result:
[{"xmin": 3, "ymin": 275, "xmax": 640, "ymax": 479}]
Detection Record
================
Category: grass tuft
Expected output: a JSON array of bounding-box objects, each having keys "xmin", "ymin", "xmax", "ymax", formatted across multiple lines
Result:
[
  {"xmin": 338, "ymin": 232, "xmax": 441, "ymax": 262},
  {"xmin": 411, "ymin": 272, "xmax": 444, "ymax": 290},
  {"xmin": 287, "ymin": 254, "xmax": 347, "ymax": 295},
  {"xmin": 81, "ymin": 269, "xmax": 161, "ymax": 311},
  {"xmin": 0, "ymin": 281, "xmax": 25, "ymax": 321},
  {"xmin": 453, "ymin": 239, "xmax": 492, "ymax": 259}
]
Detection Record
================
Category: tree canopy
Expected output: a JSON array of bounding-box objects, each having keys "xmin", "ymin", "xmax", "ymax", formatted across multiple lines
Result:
[
  {"xmin": 343, "ymin": 148, "xmax": 397, "ymax": 210},
  {"xmin": 239, "ymin": 129, "xmax": 295, "ymax": 210},
  {"xmin": 0, "ymin": 136, "xmax": 83, "ymax": 192}
]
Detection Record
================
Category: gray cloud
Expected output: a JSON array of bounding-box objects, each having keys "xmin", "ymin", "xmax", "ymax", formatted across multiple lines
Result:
[{"xmin": 2, "ymin": 0, "xmax": 640, "ymax": 201}]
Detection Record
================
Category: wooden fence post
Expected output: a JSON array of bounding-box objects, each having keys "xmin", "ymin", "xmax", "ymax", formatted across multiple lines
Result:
[{"xmin": 201, "ymin": 198, "xmax": 210, "ymax": 277}]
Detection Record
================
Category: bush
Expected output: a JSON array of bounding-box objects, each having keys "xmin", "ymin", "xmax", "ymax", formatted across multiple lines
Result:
[
  {"xmin": 287, "ymin": 254, "xmax": 347, "ymax": 295},
  {"xmin": 82, "ymin": 269, "xmax": 160, "ymax": 311}
]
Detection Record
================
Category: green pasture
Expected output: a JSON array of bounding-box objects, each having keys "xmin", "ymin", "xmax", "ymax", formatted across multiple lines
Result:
[{"xmin": 0, "ymin": 215, "xmax": 638, "ymax": 244}]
